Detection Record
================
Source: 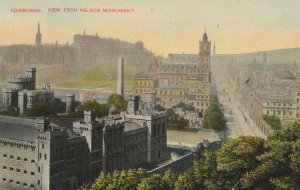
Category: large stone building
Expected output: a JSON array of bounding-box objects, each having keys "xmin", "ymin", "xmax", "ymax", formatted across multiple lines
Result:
[
  {"xmin": 0, "ymin": 93, "xmax": 168, "ymax": 190},
  {"xmin": 2, "ymin": 68, "xmax": 55, "ymax": 115},
  {"xmin": 0, "ymin": 116, "xmax": 90, "ymax": 190},
  {"xmin": 134, "ymin": 32, "xmax": 213, "ymax": 113}
]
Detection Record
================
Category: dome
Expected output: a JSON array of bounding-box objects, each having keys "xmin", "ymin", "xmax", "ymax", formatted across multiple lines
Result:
[{"xmin": 275, "ymin": 70, "xmax": 296, "ymax": 80}]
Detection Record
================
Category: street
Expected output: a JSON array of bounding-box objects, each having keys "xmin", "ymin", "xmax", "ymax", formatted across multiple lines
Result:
[{"xmin": 219, "ymin": 88, "xmax": 266, "ymax": 139}]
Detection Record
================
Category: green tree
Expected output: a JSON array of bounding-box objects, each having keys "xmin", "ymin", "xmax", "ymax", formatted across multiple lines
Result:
[
  {"xmin": 262, "ymin": 114, "xmax": 282, "ymax": 130},
  {"xmin": 154, "ymin": 104, "xmax": 166, "ymax": 111},
  {"xmin": 107, "ymin": 94, "xmax": 128, "ymax": 113},
  {"xmin": 203, "ymin": 101, "xmax": 226, "ymax": 131},
  {"xmin": 76, "ymin": 100, "xmax": 109, "ymax": 118},
  {"xmin": 23, "ymin": 103, "xmax": 56, "ymax": 117},
  {"xmin": 174, "ymin": 169, "xmax": 199, "ymax": 190},
  {"xmin": 137, "ymin": 174, "xmax": 163, "ymax": 190},
  {"xmin": 241, "ymin": 122, "xmax": 300, "ymax": 189},
  {"xmin": 216, "ymin": 136, "xmax": 266, "ymax": 189}
]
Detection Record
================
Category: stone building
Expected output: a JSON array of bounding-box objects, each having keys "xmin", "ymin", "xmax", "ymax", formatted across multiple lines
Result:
[
  {"xmin": 2, "ymin": 67, "xmax": 54, "ymax": 115},
  {"xmin": 123, "ymin": 120, "xmax": 148, "ymax": 169},
  {"xmin": 0, "ymin": 115, "xmax": 90, "ymax": 190},
  {"xmin": 134, "ymin": 32, "xmax": 212, "ymax": 112},
  {"xmin": 0, "ymin": 93, "xmax": 169, "ymax": 190},
  {"xmin": 123, "ymin": 95, "xmax": 168, "ymax": 163}
]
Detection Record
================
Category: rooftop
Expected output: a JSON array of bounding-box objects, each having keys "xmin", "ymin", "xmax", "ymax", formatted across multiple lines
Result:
[
  {"xmin": 124, "ymin": 120, "xmax": 143, "ymax": 132},
  {"xmin": 0, "ymin": 115, "xmax": 35, "ymax": 142}
]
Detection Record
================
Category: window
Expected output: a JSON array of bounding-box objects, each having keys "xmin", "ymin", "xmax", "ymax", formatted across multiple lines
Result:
[
  {"xmin": 38, "ymin": 167, "xmax": 40, "ymax": 173},
  {"xmin": 31, "ymin": 160, "xmax": 35, "ymax": 163},
  {"xmin": 24, "ymin": 170, "xmax": 27, "ymax": 174},
  {"xmin": 38, "ymin": 180, "xmax": 40, "ymax": 185},
  {"xmin": 31, "ymin": 172, "xmax": 35, "ymax": 175},
  {"xmin": 30, "ymin": 185, "xmax": 35, "ymax": 188},
  {"xmin": 16, "ymin": 181, "xmax": 20, "ymax": 185},
  {"xmin": 44, "ymin": 154, "xmax": 47, "ymax": 160},
  {"xmin": 10, "ymin": 179, "xmax": 13, "ymax": 183},
  {"xmin": 17, "ymin": 157, "xmax": 20, "ymax": 160},
  {"xmin": 3, "ymin": 166, "xmax": 7, "ymax": 170},
  {"xmin": 2, "ymin": 178, "xmax": 6, "ymax": 182},
  {"xmin": 10, "ymin": 167, "xmax": 13, "ymax": 171},
  {"xmin": 42, "ymin": 144, "xmax": 44, "ymax": 149},
  {"xmin": 3, "ymin": 154, "xmax": 7, "ymax": 158},
  {"xmin": 24, "ymin": 158, "xmax": 28, "ymax": 161},
  {"xmin": 23, "ymin": 183, "xmax": 27, "ymax": 187},
  {"xmin": 16, "ymin": 169, "xmax": 20, "ymax": 173},
  {"xmin": 10, "ymin": 155, "xmax": 13, "ymax": 159}
]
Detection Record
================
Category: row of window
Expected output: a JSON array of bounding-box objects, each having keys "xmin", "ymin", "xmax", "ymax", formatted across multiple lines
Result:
[
  {"xmin": 266, "ymin": 110, "xmax": 298, "ymax": 117},
  {"xmin": 266, "ymin": 103, "xmax": 293, "ymax": 107},
  {"xmin": 2, "ymin": 178, "xmax": 35, "ymax": 188},
  {"xmin": 28, "ymin": 97, "xmax": 52, "ymax": 104},
  {"xmin": 135, "ymin": 81, "xmax": 152, "ymax": 86},
  {"xmin": 191, "ymin": 102, "xmax": 209, "ymax": 107},
  {"xmin": 197, "ymin": 95, "xmax": 209, "ymax": 99},
  {"xmin": 159, "ymin": 90, "xmax": 184, "ymax": 96},
  {"xmin": 2, "ymin": 166, "xmax": 35, "ymax": 175},
  {"xmin": 3, "ymin": 154, "xmax": 34, "ymax": 163}
]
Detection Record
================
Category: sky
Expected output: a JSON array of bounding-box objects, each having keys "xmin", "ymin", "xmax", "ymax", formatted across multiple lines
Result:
[{"xmin": 1, "ymin": 0, "xmax": 300, "ymax": 55}]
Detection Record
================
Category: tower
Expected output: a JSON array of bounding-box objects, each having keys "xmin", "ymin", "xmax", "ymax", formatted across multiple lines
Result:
[
  {"xmin": 26, "ymin": 67, "xmax": 36, "ymax": 90},
  {"xmin": 117, "ymin": 57, "xmax": 125, "ymax": 97},
  {"xmin": 213, "ymin": 42, "xmax": 216, "ymax": 56},
  {"xmin": 144, "ymin": 91, "xmax": 156, "ymax": 110},
  {"xmin": 66, "ymin": 93, "xmax": 75, "ymax": 113},
  {"xmin": 35, "ymin": 22, "xmax": 42, "ymax": 46},
  {"xmin": 126, "ymin": 95, "xmax": 140, "ymax": 115},
  {"xmin": 199, "ymin": 28, "xmax": 211, "ymax": 82}
]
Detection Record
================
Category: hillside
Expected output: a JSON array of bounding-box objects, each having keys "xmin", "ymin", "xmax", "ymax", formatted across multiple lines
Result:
[
  {"xmin": 0, "ymin": 36, "xmax": 155, "ymax": 91},
  {"xmin": 211, "ymin": 48, "xmax": 300, "ymax": 82}
]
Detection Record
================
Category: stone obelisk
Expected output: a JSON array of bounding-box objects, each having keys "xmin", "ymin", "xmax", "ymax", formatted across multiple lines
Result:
[{"xmin": 117, "ymin": 57, "xmax": 124, "ymax": 97}]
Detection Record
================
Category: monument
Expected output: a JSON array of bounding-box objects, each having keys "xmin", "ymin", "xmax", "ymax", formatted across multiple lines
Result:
[{"xmin": 117, "ymin": 57, "xmax": 125, "ymax": 97}]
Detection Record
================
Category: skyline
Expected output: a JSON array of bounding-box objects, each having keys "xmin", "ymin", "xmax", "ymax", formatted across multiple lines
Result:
[{"xmin": 1, "ymin": 0, "xmax": 300, "ymax": 55}]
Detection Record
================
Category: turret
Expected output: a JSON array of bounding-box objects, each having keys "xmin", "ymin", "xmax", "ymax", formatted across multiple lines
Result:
[
  {"xmin": 127, "ymin": 95, "xmax": 140, "ymax": 115},
  {"xmin": 66, "ymin": 93, "xmax": 75, "ymax": 113},
  {"xmin": 26, "ymin": 67, "xmax": 36, "ymax": 89}
]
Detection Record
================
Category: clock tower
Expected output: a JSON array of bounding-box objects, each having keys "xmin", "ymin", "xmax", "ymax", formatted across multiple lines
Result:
[{"xmin": 198, "ymin": 30, "xmax": 211, "ymax": 82}]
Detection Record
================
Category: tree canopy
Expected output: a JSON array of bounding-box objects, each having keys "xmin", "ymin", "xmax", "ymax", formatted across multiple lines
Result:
[
  {"xmin": 23, "ymin": 103, "xmax": 56, "ymax": 117},
  {"xmin": 107, "ymin": 94, "xmax": 128, "ymax": 113},
  {"xmin": 82, "ymin": 121, "xmax": 300, "ymax": 190},
  {"xmin": 203, "ymin": 101, "xmax": 226, "ymax": 131},
  {"xmin": 262, "ymin": 114, "xmax": 282, "ymax": 130}
]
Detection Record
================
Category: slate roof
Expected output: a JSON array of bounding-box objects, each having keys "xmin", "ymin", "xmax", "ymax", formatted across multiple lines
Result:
[
  {"xmin": 0, "ymin": 115, "xmax": 35, "ymax": 142},
  {"xmin": 124, "ymin": 120, "xmax": 143, "ymax": 132}
]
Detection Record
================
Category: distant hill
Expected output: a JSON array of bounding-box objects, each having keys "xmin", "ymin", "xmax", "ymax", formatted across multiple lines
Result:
[
  {"xmin": 212, "ymin": 48, "xmax": 300, "ymax": 65},
  {"xmin": 0, "ymin": 35, "xmax": 155, "ymax": 90}
]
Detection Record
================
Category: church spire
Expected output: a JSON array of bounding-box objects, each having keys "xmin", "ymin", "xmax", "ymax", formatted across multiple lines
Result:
[
  {"xmin": 35, "ymin": 21, "xmax": 42, "ymax": 46},
  {"xmin": 38, "ymin": 22, "xmax": 40, "ymax": 33}
]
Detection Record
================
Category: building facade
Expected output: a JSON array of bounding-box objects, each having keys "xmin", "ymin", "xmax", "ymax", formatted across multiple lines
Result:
[
  {"xmin": 2, "ymin": 68, "xmax": 54, "ymax": 115},
  {"xmin": 133, "ymin": 32, "xmax": 212, "ymax": 113}
]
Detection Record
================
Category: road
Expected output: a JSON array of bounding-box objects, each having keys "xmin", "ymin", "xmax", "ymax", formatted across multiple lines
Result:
[{"xmin": 219, "ymin": 88, "xmax": 266, "ymax": 139}]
